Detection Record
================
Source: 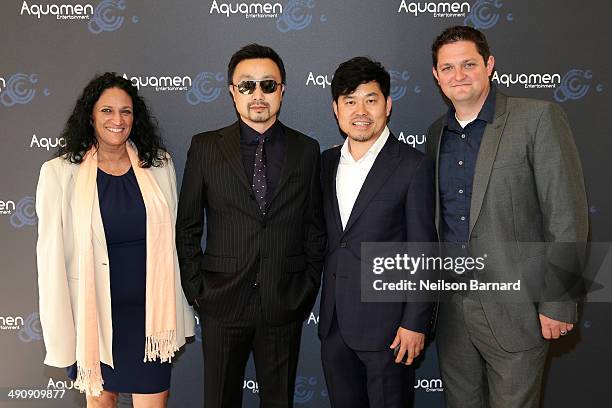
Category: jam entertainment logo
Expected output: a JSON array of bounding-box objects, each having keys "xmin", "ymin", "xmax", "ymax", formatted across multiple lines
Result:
[
  {"xmin": 88, "ymin": 0, "xmax": 139, "ymax": 34},
  {"xmin": 398, "ymin": 1, "xmax": 471, "ymax": 17},
  {"xmin": 492, "ymin": 71, "xmax": 561, "ymax": 89},
  {"xmin": 397, "ymin": 132, "xmax": 426, "ymax": 149},
  {"xmin": 554, "ymin": 69, "xmax": 604, "ymax": 103},
  {"xmin": 122, "ymin": 74, "xmax": 192, "ymax": 92},
  {"xmin": 10, "ymin": 196, "xmax": 37, "ymax": 228},
  {"xmin": 0, "ymin": 73, "xmax": 50, "ymax": 107},
  {"xmin": 277, "ymin": 0, "xmax": 326, "ymax": 32},
  {"xmin": 186, "ymin": 72, "xmax": 225, "ymax": 105},
  {"xmin": 464, "ymin": 0, "xmax": 512, "ymax": 29},
  {"xmin": 20, "ymin": 1, "xmax": 94, "ymax": 19},
  {"xmin": 210, "ymin": 0, "xmax": 283, "ymax": 18},
  {"xmin": 18, "ymin": 312, "xmax": 43, "ymax": 342},
  {"xmin": 389, "ymin": 70, "xmax": 421, "ymax": 101},
  {"xmin": 415, "ymin": 377, "xmax": 444, "ymax": 392}
]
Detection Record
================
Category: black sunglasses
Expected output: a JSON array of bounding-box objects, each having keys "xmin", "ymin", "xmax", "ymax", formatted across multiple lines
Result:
[{"xmin": 232, "ymin": 79, "xmax": 282, "ymax": 95}]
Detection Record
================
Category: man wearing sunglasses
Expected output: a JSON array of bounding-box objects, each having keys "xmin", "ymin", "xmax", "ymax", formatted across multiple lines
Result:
[{"xmin": 176, "ymin": 44, "xmax": 326, "ymax": 408}]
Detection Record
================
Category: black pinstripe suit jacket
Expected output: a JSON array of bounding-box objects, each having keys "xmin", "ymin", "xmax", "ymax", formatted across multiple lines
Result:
[{"xmin": 176, "ymin": 121, "xmax": 326, "ymax": 326}]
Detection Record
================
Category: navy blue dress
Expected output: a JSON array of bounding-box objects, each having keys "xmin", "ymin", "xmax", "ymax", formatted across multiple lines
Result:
[{"xmin": 68, "ymin": 167, "xmax": 171, "ymax": 393}]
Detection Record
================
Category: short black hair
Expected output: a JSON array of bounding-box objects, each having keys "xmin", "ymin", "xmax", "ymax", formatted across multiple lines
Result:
[
  {"xmin": 227, "ymin": 44, "xmax": 286, "ymax": 85},
  {"xmin": 331, "ymin": 57, "xmax": 390, "ymax": 102},
  {"xmin": 432, "ymin": 25, "xmax": 491, "ymax": 68}
]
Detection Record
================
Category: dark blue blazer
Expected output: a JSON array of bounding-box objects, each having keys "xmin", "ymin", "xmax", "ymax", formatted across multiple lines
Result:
[{"xmin": 318, "ymin": 134, "xmax": 437, "ymax": 351}]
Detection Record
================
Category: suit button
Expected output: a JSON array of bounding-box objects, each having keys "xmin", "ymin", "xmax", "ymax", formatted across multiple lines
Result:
[
  {"xmin": 340, "ymin": 242, "xmax": 347, "ymax": 248},
  {"xmin": 333, "ymin": 273, "xmax": 336, "ymax": 279}
]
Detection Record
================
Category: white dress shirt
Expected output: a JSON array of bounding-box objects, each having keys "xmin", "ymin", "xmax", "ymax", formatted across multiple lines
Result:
[{"xmin": 336, "ymin": 126, "xmax": 390, "ymax": 229}]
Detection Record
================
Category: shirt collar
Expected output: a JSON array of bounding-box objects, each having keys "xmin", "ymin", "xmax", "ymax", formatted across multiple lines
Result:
[
  {"xmin": 446, "ymin": 86, "xmax": 497, "ymax": 131},
  {"xmin": 340, "ymin": 126, "xmax": 390, "ymax": 163},
  {"xmin": 239, "ymin": 119, "xmax": 279, "ymax": 145}
]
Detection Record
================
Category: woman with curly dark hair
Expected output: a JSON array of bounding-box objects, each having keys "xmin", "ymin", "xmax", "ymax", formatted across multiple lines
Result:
[{"xmin": 35, "ymin": 72, "xmax": 195, "ymax": 408}]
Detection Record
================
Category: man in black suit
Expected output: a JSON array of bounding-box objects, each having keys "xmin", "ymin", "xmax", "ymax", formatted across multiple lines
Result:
[
  {"xmin": 318, "ymin": 57, "xmax": 437, "ymax": 407},
  {"xmin": 176, "ymin": 44, "xmax": 326, "ymax": 408}
]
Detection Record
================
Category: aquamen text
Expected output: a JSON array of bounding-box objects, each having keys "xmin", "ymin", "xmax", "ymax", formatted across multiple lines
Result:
[
  {"xmin": 0, "ymin": 200, "xmax": 16, "ymax": 214},
  {"xmin": 0, "ymin": 316, "xmax": 24, "ymax": 329},
  {"xmin": 122, "ymin": 74, "xmax": 192, "ymax": 91},
  {"xmin": 397, "ymin": 132, "xmax": 426, "ymax": 148},
  {"xmin": 0, "ymin": 77, "xmax": 5, "ymax": 93},
  {"xmin": 20, "ymin": 1, "xmax": 94, "ymax": 19},
  {"xmin": 210, "ymin": 1, "xmax": 283, "ymax": 18},
  {"xmin": 492, "ymin": 72, "xmax": 561, "ymax": 89},
  {"xmin": 30, "ymin": 134, "xmax": 66, "ymax": 151},
  {"xmin": 398, "ymin": 1, "xmax": 470, "ymax": 17}
]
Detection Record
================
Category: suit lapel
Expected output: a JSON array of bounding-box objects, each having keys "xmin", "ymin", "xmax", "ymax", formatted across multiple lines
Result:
[
  {"xmin": 267, "ymin": 124, "xmax": 299, "ymax": 206},
  {"xmin": 69, "ymin": 164, "xmax": 108, "ymax": 253},
  {"xmin": 469, "ymin": 92, "xmax": 509, "ymax": 238},
  {"xmin": 216, "ymin": 122, "xmax": 252, "ymax": 193},
  {"xmin": 325, "ymin": 148, "xmax": 343, "ymax": 235},
  {"xmin": 431, "ymin": 120, "xmax": 445, "ymax": 235},
  {"xmin": 343, "ymin": 135, "xmax": 401, "ymax": 235}
]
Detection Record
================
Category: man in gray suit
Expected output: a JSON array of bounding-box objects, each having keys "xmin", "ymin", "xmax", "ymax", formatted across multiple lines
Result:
[{"xmin": 426, "ymin": 26, "xmax": 588, "ymax": 407}]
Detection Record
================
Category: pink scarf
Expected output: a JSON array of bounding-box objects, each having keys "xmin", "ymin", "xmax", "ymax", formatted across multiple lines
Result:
[{"xmin": 73, "ymin": 143, "xmax": 178, "ymax": 396}]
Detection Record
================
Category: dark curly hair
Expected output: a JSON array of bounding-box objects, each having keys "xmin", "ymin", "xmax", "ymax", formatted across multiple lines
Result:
[{"xmin": 57, "ymin": 72, "xmax": 166, "ymax": 167}]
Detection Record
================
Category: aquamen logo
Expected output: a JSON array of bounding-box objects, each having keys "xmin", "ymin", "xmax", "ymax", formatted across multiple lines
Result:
[
  {"xmin": 194, "ymin": 315, "xmax": 202, "ymax": 342},
  {"xmin": 20, "ymin": 1, "xmax": 94, "ymax": 19},
  {"xmin": 210, "ymin": 0, "xmax": 283, "ymax": 18},
  {"xmin": 464, "ymin": 0, "xmax": 510, "ymax": 30},
  {"xmin": 0, "ymin": 200, "xmax": 16, "ymax": 215},
  {"xmin": 122, "ymin": 74, "xmax": 192, "ymax": 92},
  {"xmin": 492, "ymin": 72, "xmax": 561, "ymax": 89},
  {"xmin": 47, "ymin": 377, "xmax": 75, "ymax": 390},
  {"xmin": 277, "ymin": 0, "xmax": 324, "ymax": 32},
  {"xmin": 10, "ymin": 196, "xmax": 37, "ymax": 228},
  {"xmin": 294, "ymin": 376, "xmax": 317, "ymax": 404},
  {"xmin": 30, "ymin": 134, "xmax": 67, "ymax": 151},
  {"xmin": 19, "ymin": 312, "xmax": 42, "ymax": 342},
  {"xmin": 389, "ymin": 70, "xmax": 420, "ymax": 101},
  {"xmin": 305, "ymin": 72, "xmax": 332, "ymax": 89},
  {"xmin": 89, "ymin": 0, "xmax": 140, "ymax": 34},
  {"xmin": 0, "ymin": 315, "xmax": 24, "ymax": 330},
  {"xmin": 244, "ymin": 379, "xmax": 259, "ymax": 393},
  {"xmin": 0, "ymin": 73, "xmax": 50, "ymax": 107},
  {"xmin": 554, "ymin": 69, "xmax": 603, "ymax": 103},
  {"xmin": 306, "ymin": 312, "xmax": 319, "ymax": 324},
  {"xmin": 415, "ymin": 378, "xmax": 444, "ymax": 392},
  {"xmin": 398, "ymin": 1, "xmax": 471, "ymax": 17},
  {"xmin": 186, "ymin": 72, "xmax": 225, "ymax": 105},
  {"xmin": 397, "ymin": 132, "xmax": 426, "ymax": 149}
]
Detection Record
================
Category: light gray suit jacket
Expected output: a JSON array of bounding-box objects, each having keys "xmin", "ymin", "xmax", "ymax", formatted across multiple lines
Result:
[{"xmin": 426, "ymin": 90, "xmax": 589, "ymax": 352}]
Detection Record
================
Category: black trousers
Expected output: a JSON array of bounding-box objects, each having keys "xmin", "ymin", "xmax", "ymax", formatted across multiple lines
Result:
[
  {"xmin": 321, "ymin": 311, "xmax": 414, "ymax": 408},
  {"xmin": 200, "ymin": 289, "xmax": 303, "ymax": 408}
]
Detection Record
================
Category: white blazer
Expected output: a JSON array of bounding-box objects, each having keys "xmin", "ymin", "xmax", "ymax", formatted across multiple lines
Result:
[{"xmin": 36, "ymin": 154, "xmax": 195, "ymax": 368}]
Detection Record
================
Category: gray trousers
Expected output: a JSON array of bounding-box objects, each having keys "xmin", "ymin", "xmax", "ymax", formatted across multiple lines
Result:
[{"xmin": 437, "ymin": 294, "xmax": 548, "ymax": 408}]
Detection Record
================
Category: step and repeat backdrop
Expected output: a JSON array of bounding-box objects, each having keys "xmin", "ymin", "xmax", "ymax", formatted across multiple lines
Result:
[{"xmin": 1, "ymin": 0, "xmax": 611, "ymax": 407}]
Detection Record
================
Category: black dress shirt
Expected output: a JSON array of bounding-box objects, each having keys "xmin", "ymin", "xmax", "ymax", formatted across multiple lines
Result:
[
  {"xmin": 239, "ymin": 120, "xmax": 286, "ymax": 203},
  {"xmin": 439, "ymin": 87, "xmax": 496, "ymax": 243}
]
